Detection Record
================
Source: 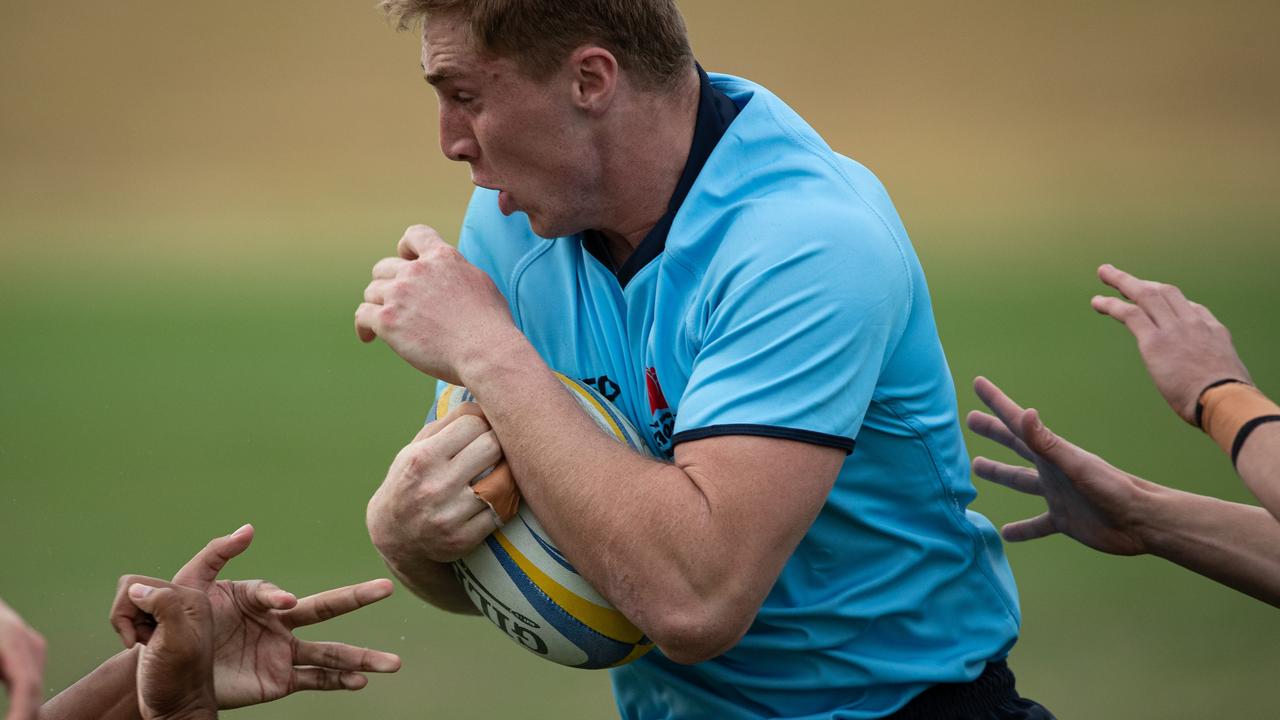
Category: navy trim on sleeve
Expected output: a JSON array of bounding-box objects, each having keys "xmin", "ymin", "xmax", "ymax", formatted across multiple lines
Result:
[{"xmin": 671, "ymin": 424, "xmax": 855, "ymax": 455}]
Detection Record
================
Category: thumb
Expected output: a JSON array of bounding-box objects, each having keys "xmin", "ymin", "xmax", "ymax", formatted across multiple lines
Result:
[
  {"xmin": 128, "ymin": 584, "xmax": 210, "ymax": 630},
  {"xmin": 127, "ymin": 585, "xmax": 184, "ymax": 624},
  {"xmin": 172, "ymin": 524, "xmax": 254, "ymax": 588}
]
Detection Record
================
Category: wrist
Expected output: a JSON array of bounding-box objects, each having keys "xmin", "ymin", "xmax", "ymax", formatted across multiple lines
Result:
[
  {"xmin": 457, "ymin": 328, "xmax": 540, "ymax": 390},
  {"xmin": 1125, "ymin": 478, "xmax": 1177, "ymax": 556},
  {"xmin": 149, "ymin": 692, "xmax": 217, "ymax": 720}
]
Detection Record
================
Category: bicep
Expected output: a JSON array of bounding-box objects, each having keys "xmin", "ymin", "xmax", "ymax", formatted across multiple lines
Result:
[{"xmin": 674, "ymin": 434, "xmax": 844, "ymax": 585}]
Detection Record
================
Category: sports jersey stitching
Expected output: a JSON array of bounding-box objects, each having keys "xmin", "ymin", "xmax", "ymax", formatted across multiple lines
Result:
[
  {"xmin": 506, "ymin": 239, "xmax": 557, "ymax": 328},
  {"xmin": 877, "ymin": 398, "xmax": 1022, "ymax": 625}
]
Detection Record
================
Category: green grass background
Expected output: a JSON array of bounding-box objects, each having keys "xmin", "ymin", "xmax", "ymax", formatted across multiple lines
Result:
[{"xmin": 3, "ymin": 2, "xmax": 1279, "ymax": 718}]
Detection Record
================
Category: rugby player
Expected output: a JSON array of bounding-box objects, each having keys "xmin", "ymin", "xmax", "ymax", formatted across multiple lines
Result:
[{"xmin": 358, "ymin": 2, "xmax": 1053, "ymax": 717}]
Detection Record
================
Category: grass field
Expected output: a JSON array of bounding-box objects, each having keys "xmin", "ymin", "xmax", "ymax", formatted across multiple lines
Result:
[
  {"xmin": 3, "ymin": 2, "xmax": 1279, "ymax": 718},
  {"xmin": 3, "ymin": 219, "xmax": 1277, "ymax": 719}
]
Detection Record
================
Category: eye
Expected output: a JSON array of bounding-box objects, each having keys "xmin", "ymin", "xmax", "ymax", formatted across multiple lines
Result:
[{"xmin": 452, "ymin": 92, "xmax": 476, "ymax": 106}]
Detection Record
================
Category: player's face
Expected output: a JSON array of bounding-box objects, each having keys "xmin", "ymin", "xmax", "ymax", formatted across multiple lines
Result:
[{"xmin": 421, "ymin": 16, "xmax": 600, "ymax": 238}]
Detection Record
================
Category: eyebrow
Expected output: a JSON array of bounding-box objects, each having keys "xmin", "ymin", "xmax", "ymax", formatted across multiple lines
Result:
[{"xmin": 422, "ymin": 64, "xmax": 456, "ymax": 86}]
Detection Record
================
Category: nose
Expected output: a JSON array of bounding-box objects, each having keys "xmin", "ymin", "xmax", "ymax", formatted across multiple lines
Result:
[{"xmin": 439, "ymin": 108, "xmax": 479, "ymax": 163}]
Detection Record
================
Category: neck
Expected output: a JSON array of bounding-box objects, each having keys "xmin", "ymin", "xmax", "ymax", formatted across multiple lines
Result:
[{"xmin": 593, "ymin": 68, "xmax": 700, "ymax": 265}]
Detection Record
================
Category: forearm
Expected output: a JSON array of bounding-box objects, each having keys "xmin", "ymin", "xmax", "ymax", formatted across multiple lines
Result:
[
  {"xmin": 41, "ymin": 647, "xmax": 141, "ymax": 720},
  {"xmin": 1235, "ymin": 423, "xmax": 1280, "ymax": 523},
  {"xmin": 1137, "ymin": 482, "xmax": 1280, "ymax": 607},
  {"xmin": 461, "ymin": 338, "xmax": 762, "ymax": 659},
  {"xmin": 379, "ymin": 550, "xmax": 479, "ymax": 616}
]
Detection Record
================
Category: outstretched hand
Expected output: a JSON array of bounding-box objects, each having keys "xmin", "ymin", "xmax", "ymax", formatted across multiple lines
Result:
[
  {"xmin": 1091, "ymin": 264, "xmax": 1252, "ymax": 424},
  {"xmin": 966, "ymin": 377, "xmax": 1154, "ymax": 556},
  {"xmin": 109, "ymin": 525, "xmax": 401, "ymax": 710}
]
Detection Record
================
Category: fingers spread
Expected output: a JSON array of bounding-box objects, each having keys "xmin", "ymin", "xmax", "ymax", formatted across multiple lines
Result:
[
  {"xmin": 172, "ymin": 524, "xmax": 254, "ymax": 589},
  {"xmin": 291, "ymin": 667, "xmax": 368, "ymax": 693},
  {"xmin": 1096, "ymin": 264, "xmax": 1175, "ymax": 325},
  {"xmin": 966, "ymin": 410, "xmax": 1036, "ymax": 463},
  {"xmin": 1021, "ymin": 409, "xmax": 1093, "ymax": 478},
  {"xmin": 241, "ymin": 580, "xmax": 298, "ymax": 614},
  {"xmin": 1001, "ymin": 512, "xmax": 1057, "ymax": 543},
  {"xmin": 972, "ymin": 377, "xmax": 1032, "ymax": 443},
  {"xmin": 294, "ymin": 641, "xmax": 402, "ymax": 673},
  {"xmin": 285, "ymin": 579, "xmax": 394, "ymax": 629},
  {"xmin": 1090, "ymin": 295, "xmax": 1155, "ymax": 336},
  {"xmin": 972, "ymin": 457, "xmax": 1043, "ymax": 495}
]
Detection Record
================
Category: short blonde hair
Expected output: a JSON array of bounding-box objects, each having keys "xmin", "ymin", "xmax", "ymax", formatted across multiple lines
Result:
[{"xmin": 379, "ymin": 0, "xmax": 694, "ymax": 89}]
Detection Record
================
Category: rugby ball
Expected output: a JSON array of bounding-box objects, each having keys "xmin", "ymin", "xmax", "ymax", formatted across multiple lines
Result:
[{"xmin": 430, "ymin": 374, "xmax": 654, "ymax": 669}]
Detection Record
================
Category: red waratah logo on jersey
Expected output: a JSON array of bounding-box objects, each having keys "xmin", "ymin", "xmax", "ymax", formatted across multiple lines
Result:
[
  {"xmin": 645, "ymin": 367, "xmax": 675, "ymax": 457},
  {"xmin": 645, "ymin": 367, "xmax": 669, "ymax": 415}
]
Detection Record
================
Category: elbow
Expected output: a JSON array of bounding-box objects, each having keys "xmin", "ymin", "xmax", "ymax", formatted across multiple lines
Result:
[{"xmin": 646, "ymin": 603, "xmax": 753, "ymax": 665}]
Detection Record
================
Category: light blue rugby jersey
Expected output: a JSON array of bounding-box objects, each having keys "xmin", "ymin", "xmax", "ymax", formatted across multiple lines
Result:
[{"xmin": 447, "ymin": 72, "xmax": 1021, "ymax": 719}]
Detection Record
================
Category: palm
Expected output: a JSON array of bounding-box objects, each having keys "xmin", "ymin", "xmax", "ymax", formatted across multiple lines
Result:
[
  {"xmin": 968, "ymin": 376, "xmax": 1150, "ymax": 555},
  {"xmin": 204, "ymin": 580, "xmax": 299, "ymax": 708},
  {"xmin": 1030, "ymin": 451, "xmax": 1146, "ymax": 556},
  {"xmin": 149, "ymin": 526, "xmax": 401, "ymax": 709}
]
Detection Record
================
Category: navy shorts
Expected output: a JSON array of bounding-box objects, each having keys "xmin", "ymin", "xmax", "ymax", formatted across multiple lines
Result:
[{"xmin": 884, "ymin": 661, "xmax": 1055, "ymax": 720}]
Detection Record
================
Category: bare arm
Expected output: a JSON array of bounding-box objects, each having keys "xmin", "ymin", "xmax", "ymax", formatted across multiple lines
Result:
[
  {"xmin": 968, "ymin": 377, "xmax": 1280, "ymax": 607},
  {"xmin": 1, "ymin": 598, "xmax": 46, "ymax": 720},
  {"xmin": 1140, "ymin": 486, "xmax": 1280, "ymax": 606},
  {"xmin": 39, "ymin": 649, "xmax": 141, "ymax": 720},
  {"xmin": 464, "ymin": 342, "xmax": 843, "ymax": 663},
  {"xmin": 355, "ymin": 228, "xmax": 844, "ymax": 663},
  {"xmin": 1237, "ymin": 424, "xmax": 1280, "ymax": 518},
  {"xmin": 1091, "ymin": 264, "xmax": 1279, "ymax": 519}
]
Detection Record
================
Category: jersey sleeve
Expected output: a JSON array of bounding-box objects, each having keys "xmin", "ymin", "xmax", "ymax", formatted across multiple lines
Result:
[{"xmin": 671, "ymin": 207, "xmax": 912, "ymax": 453}]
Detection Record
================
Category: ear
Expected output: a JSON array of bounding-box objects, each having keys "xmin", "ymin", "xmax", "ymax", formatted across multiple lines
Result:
[{"xmin": 568, "ymin": 46, "xmax": 618, "ymax": 115}]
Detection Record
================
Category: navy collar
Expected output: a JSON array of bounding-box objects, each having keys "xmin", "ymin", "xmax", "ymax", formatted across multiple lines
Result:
[{"xmin": 583, "ymin": 64, "xmax": 740, "ymax": 288}]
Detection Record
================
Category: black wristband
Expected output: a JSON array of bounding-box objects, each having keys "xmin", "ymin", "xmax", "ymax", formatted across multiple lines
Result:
[
  {"xmin": 1231, "ymin": 415, "xmax": 1280, "ymax": 466},
  {"xmin": 1195, "ymin": 378, "xmax": 1250, "ymax": 430}
]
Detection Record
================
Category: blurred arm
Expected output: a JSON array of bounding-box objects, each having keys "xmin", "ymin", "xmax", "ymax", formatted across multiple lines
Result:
[
  {"xmin": 39, "ymin": 649, "xmax": 142, "ymax": 720},
  {"xmin": 1, "ymin": 598, "xmax": 47, "ymax": 720}
]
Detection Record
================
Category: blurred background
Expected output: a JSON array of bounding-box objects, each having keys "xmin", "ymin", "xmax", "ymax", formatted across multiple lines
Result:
[{"xmin": 2, "ymin": 1, "xmax": 1277, "ymax": 717}]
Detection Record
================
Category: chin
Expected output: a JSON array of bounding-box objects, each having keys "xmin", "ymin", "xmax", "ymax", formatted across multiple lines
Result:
[{"xmin": 526, "ymin": 213, "xmax": 581, "ymax": 240}]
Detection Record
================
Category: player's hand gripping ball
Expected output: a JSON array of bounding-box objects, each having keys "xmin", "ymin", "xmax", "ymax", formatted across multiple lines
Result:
[{"xmin": 430, "ymin": 374, "xmax": 655, "ymax": 669}]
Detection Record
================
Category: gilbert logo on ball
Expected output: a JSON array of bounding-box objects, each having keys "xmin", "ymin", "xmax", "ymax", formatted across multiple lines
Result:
[{"xmin": 429, "ymin": 374, "xmax": 654, "ymax": 669}]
